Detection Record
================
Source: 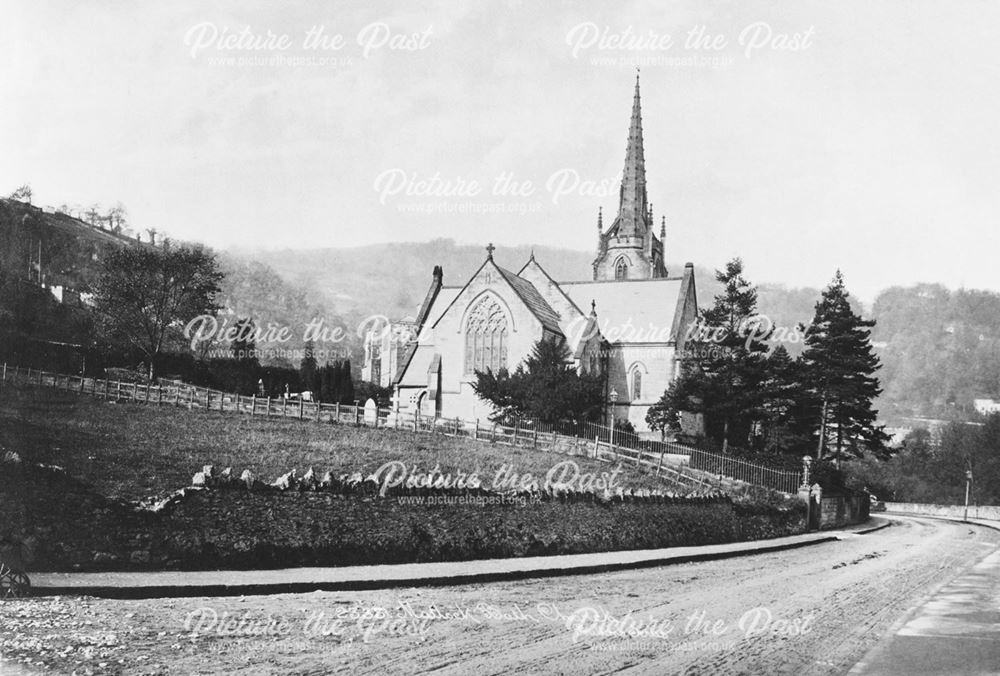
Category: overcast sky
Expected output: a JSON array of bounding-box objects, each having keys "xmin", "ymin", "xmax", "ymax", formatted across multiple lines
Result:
[{"xmin": 3, "ymin": 0, "xmax": 999, "ymax": 301}]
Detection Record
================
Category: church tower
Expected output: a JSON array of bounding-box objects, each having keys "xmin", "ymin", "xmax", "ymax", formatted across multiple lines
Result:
[{"xmin": 593, "ymin": 74, "xmax": 668, "ymax": 281}]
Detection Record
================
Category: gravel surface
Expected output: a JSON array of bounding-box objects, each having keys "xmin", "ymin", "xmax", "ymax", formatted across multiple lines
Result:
[{"xmin": 2, "ymin": 515, "xmax": 997, "ymax": 675}]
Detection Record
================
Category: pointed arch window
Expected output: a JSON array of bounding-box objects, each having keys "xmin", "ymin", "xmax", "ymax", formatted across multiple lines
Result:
[
  {"xmin": 631, "ymin": 367, "xmax": 642, "ymax": 400},
  {"xmin": 465, "ymin": 295, "xmax": 509, "ymax": 374},
  {"xmin": 615, "ymin": 259, "xmax": 629, "ymax": 280}
]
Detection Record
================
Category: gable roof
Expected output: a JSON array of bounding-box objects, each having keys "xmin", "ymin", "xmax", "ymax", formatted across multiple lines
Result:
[
  {"xmin": 391, "ymin": 286, "xmax": 460, "ymax": 385},
  {"xmin": 516, "ymin": 256, "xmax": 585, "ymax": 317},
  {"xmin": 560, "ymin": 277, "xmax": 685, "ymax": 344},
  {"xmin": 429, "ymin": 258, "xmax": 563, "ymax": 336},
  {"xmin": 497, "ymin": 266, "xmax": 563, "ymax": 335}
]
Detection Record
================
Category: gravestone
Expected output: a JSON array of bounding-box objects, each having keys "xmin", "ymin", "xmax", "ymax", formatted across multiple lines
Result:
[{"xmin": 363, "ymin": 398, "xmax": 377, "ymax": 425}]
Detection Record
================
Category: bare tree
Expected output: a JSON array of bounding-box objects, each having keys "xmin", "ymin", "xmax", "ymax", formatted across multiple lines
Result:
[{"xmin": 8, "ymin": 184, "xmax": 32, "ymax": 204}]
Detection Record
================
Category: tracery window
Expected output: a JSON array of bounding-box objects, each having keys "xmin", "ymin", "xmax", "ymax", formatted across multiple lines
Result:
[
  {"xmin": 631, "ymin": 367, "xmax": 642, "ymax": 400},
  {"xmin": 615, "ymin": 259, "xmax": 629, "ymax": 280},
  {"xmin": 465, "ymin": 295, "xmax": 509, "ymax": 374}
]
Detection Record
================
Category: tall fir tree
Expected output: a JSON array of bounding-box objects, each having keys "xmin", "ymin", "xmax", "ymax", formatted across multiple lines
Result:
[
  {"xmin": 800, "ymin": 271, "xmax": 889, "ymax": 462},
  {"xmin": 339, "ymin": 359, "xmax": 355, "ymax": 404},
  {"xmin": 299, "ymin": 340, "xmax": 318, "ymax": 394},
  {"xmin": 691, "ymin": 258, "xmax": 772, "ymax": 451},
  {"xmin": 757, "ymin": 345, "xmax": 810, "ymax": 454},
  {"xmin": 231, "ymin": 317, "xmax": 260, "ymax": 394}
]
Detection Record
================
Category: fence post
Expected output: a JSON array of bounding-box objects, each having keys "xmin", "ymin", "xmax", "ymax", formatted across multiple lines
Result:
[
  {"xmin": 334, "ymin": 402, "xmax": 340, "ymax": 423},
  {"xmin": 205, "ymin": 390, "xmax": 210, "ymax": 410},
  {"xmin": 38, "ymin": 369, "xmax": 44, "ymax": 386},
  {"xmin": 454, "ymin": 417, "xmax": 460, "ymax": 436},
  {"xmin": 474, "ymin": 419, "xmax": 479, "ymax": 441},
  {"xmin": 115, "ymin": 380, "xmax": 121, "ymax": 400},
  {"xmin": 355, "ymin": 404, "xmax": 361, "ymax": 426},
  {"xmin": 413, "ymin": 410, "xmax": 419, "ymax": 432},
  {"xmin": 315, "ymin": 401, "xmax": 321, "ymax": 422},
  {"xmin": 532, "ymin": 429, "xmax": 538, "ymax": 449},
  {"xmin": 251, "ymin": 394, "xmax": 256, "ymax": 416},
  {"xmin": 593, "ymin": 436, "xmax": 599, "ymax": 459},
  {"xmin": 157, "ymin": 386, "xmax": 163, "ymax": 406},
  {"xmin": 299, "ymin": 398, "xmax": 304, "ymax": 420}
]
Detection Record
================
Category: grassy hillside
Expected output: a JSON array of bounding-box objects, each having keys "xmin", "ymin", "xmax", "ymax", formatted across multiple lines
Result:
[
  {"xmin": 0, "ymin": 198, "xmax": 135, "ymax": 291},
  {"xmin": 0, "ymin": 384, "xmax": 691, "ymax": 502}
]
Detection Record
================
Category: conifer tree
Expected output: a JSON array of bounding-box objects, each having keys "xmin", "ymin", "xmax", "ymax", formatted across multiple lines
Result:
[
  {"xmin": 473, "ymin": 337, "xmax": 604, "ymax": 425},
  {"xmin": 299, "ymin": 340, "xmax": 318, "ymax": 394},
  {"xmin": 758, "ymin": 345, "xmax": 809, "ymax": 453},
  {"xmin": 800, "ymin": 271, "xmax": 889, "ymax": 462},
  {"xmin": 694, "ymin": 258, "xmax": 771, "ymax": 451},
  {"xmin": 339, "ymin": 359, "xmax": 355, "ymax": 404}
]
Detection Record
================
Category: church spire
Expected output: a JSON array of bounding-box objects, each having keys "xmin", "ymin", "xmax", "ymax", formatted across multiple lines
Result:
[{"xmin": 617, "ymin": 71, "xmax": 648, "ymax": 238}]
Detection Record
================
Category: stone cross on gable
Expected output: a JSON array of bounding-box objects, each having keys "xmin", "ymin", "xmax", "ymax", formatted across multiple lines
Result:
[{"xmin": 486, "ymin": 242, "xmax": 496, "ymax": 259}]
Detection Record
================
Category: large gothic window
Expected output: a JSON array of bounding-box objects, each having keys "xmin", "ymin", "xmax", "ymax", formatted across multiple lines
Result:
[
  {"xmin": 631, "ymin": 367, "xmax": 642, "ymax": 400},
  {"xmin": 615, "ymin": 259, "xmax": 629, "ymax": 280},
  {"xmin": 465, "ymin": 295, "xmax": 509, "ymax": 374}
]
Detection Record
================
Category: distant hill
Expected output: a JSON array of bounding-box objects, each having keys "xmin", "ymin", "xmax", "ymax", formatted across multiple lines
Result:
[
  {"xmin": 238, "ymin": 238, "xmax": 824, "ymax": 350},
  {"xmin": 239, "ymin": 238, "xmax": 723, "ymax": 317},
  {"xmin": 871, "ymin": 284, "xmax": 1000, "ymax": 419}
]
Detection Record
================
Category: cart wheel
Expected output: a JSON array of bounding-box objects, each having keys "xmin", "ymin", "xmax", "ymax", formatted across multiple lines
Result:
[{"xmin": 0, "ymin": 569, "xmax": 31, "ymax": 598}]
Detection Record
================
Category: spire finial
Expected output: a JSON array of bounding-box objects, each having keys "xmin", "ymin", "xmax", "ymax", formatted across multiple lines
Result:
[
  {"xmin": 597, "ymin": 206, "xmax": 603, "ymax": 229},
  {"xmin": 486, "ymin": 242, "xmax": 495, "ymax": 259},
  {"xmin": 529, "ymin": 248, "xmax": 535, "ymax": 261},
  {"xmin": 590, "ymin": 299, "xmax": 597, "ymax": 316},
  {"xmin": 660, "ymin": 215, "xmax": 666, "ymax": 239}
]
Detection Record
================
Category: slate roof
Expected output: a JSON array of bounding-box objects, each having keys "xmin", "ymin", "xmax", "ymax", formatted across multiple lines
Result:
[
  {"xmin": 560, "ymin": 277, "xmax": 685, "ymax": 344},
  {"xmin": 397, "ymin": 344, "xmax": 438, "ymax": 387},
  {"xmin": 497, "ymin": 266, "xmax": 563, "ymax": 335}
]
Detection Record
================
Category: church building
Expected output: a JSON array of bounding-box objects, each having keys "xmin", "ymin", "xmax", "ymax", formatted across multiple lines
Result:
[{"xmin": 366, "ymin": 76, "xmax": 698, "ymax": 435}]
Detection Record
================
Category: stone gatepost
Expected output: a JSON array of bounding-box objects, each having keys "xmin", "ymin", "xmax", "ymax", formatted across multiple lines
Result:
[{"xmin": 798, "ymin": 456, "xmax": 814, "ymax": 530}]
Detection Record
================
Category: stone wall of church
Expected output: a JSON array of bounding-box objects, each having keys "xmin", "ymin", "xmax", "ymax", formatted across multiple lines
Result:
[
  {"xmin": 418, "ymin": 269, "xmax": 546, "ymax": 422},
  {"xmin": 595, "ymin": 236, "xmax": 654, "ymax": 280},
  {"xmin": 606, "ymin": 344, "xmax": 677, "ymax": 435}
]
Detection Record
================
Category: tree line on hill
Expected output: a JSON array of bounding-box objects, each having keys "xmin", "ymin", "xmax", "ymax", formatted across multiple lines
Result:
[{"xmin": 0, "ymin": 234, "xmax": 381, "ymax": 402}]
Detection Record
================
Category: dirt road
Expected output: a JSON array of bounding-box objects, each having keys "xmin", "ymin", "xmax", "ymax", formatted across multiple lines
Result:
[{"xmin": 2, "ymin": 516, "xmax": 997, "ymax": 675}]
